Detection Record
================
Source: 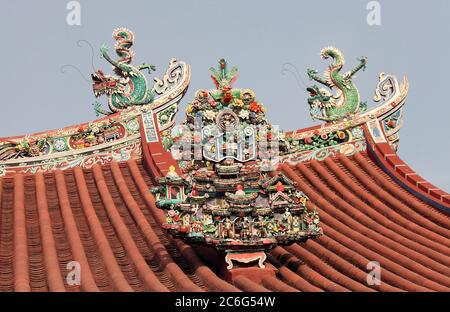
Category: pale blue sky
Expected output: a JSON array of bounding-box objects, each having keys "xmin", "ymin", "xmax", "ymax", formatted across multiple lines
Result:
[{"xmin": 0, "ymin": 0, "xmax": 449, "ymax": 191}]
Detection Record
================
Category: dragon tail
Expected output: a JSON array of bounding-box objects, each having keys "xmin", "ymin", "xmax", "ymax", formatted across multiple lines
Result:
[
  {"xmin": 113, "ymin": 28, "xmax": 135, "ymax": 64},
  {"xmin": 320, "ymin": 46, "xmax": 345, "ymax": 67}
]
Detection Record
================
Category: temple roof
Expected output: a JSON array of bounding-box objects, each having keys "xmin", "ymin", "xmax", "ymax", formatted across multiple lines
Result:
[
  {"xmin": 0, "ymin": 147, "xmax": 449, "ymax": 291},
  {"xmin": 0, "ymin": 41, "xmax": 449, "ymax": 291}
]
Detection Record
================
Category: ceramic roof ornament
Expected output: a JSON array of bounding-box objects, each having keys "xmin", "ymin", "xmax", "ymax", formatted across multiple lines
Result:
[{"xmin": 153, "ymin": 60, "xmax": 322, "ymax": 268}]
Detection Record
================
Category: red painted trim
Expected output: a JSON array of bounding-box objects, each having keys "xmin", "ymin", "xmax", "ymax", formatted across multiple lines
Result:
[
  {"xmin": 0, "ymin": 109, "xmax": 125, "ymax": 143},
  {"xmin": 138, "ymin": 114, "xmax": 160, "ymax": 183},
  {"xmin": 363, "ymin": 125, "xmax": 450, "ymax": 211},
  {"xmin": 286, "ymin": 123, "xmax": 324, "ymax": 137},
  {"xmin": 138, "ymin": 112, "xmax": 182, "ymax": 180}
]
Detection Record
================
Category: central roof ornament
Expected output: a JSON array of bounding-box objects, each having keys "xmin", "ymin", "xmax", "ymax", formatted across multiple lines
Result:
[
  {"xmin": 210, "ymin": 58, "xmax": 239, "ymax": 90},
  {"xmin": 152, "ymin": 59, "xmax": 322, "ymax": 271}
]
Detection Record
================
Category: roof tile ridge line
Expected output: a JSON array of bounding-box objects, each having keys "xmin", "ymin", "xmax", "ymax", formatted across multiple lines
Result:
[
  {"xmin": 0, "ymin": 107, "xmax": 129, "ymax": 143},
  {"xmin": 295, "ymin": 161, "xmax": 450, "ymax": 288},
  {"xmin": 13, "ymin": 173, "xmax": 31, "ymax": 291},
  {"xmin": 148, "ymin": 110, "xmax": 181, "ymax": 176},
  {"xmin": 109, "ymin": 161, "xmax": 203, "ymax": 292},
  {"xmin": 279, "ymin": 164, "xmax": 436, "ymax": 292},
  {"xmin": 377, "ymin": 144, "xmax": 450, "ymax": 209},
  {"xmin": 265, "ymin": 251, "xmax": 325, "ymax": 292},
  {"xmin": 316, "ymin": 157, "xmax": 450, "ymax": 252},
  {"xmin": 72, "ymin": 167, "xmax": 133, "ymax": 292},
  {"xmin": 306, "ymin": 232, "xmax": 403, "ymax": 292},
  {"xmin": 330, "ymin": 155, "xmax": 450, "ymax": 270},
  {"xmin": 356, "ymin": 148, "xmax": 450, "ymax": 227},
  {"xmin": 334, "ymin": 154, "xmax": 450, "ymax": 238},
  {"xmin": 35, "ymin": 172, "xmax": 66, "ymax": 291},
  {"xmin": 260, "ymin": 275, "xmax": 300, "ymax": 292},
  {"xmin": 125, "ymin": 160, "xmax": 241, "ymax": 292},
  {"xmin": 91, "ymin": 164, "xmax": 168, "ymax": 292},
  {"xmin": 233, "ymin": 276, "xmax": 271, "ymax": 292},
  {"xmin": 54, "ymin": 170, "xmax": 99, "ymax": 292},
  {"xmin": 269, "ymin": 246, "xmax": 342, "ymax": 292},
  {"xmin": 363, "ymin": 124, "xmax": 450, "ymax": 212},
  {"xmin": 267, "ymin": 171, "xmax": 352, "ymax": 292},
  {"xmin": 289, "ymin": 240, "xmax": 383, "ymax": 292}
]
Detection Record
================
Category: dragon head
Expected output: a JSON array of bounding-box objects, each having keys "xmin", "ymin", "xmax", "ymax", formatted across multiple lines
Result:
[
  {"xmin": 307, "ymin": 85, "xmax": 333, "ymax": 106},
  {"xmin": 307, "ymin": 85, "xmax": 336, "ymax": 121},
  {"xmin": 91, "ymin": 70, "xmax": 125, "ymax": 97}
]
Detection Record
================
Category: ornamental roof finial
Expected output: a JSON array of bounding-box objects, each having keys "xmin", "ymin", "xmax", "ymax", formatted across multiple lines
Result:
[{"xmin": 209, "ymin": 58, "xmax": 239, "ymax": 90}]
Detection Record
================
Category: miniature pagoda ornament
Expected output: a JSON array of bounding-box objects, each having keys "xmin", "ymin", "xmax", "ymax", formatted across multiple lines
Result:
[{"xmin": 152, "ymin": 59, "xmax": 322, "ymax": 270}]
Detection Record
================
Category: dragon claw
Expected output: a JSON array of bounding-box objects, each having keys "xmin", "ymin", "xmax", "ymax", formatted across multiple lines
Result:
[
  {"xmin": 358, "ymin": 57, "xmax": 368, "ymax": 71},
  {"xmin": 92, "ymin": 101, "xmax": 110, "ymax": 117},
  {"xmin": 138, "ymin": 63, "xmax": 156, "ymax": 75},
  {"xmin": 307, "ymin": 69, "xmax": 317, "ymax": 80},
  {"xmin": 100, "ymin": 44, "xmax": 109, "ymax": 58}
]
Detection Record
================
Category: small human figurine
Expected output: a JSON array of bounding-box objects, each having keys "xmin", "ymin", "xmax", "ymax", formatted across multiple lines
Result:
[
  {"xmin": 291, "ymin": 216, "xmax": 301, "ymax": 233},
  {"xmin": 256, "ymin": 216, "xmax": 267, "ymax": 237},
  {"xmin": 240, "ymin": 217, "xmax": 251, "ymax": 240},
  {"xmin": 283, "ymin": 208, "xmax": 293, "ymax": 230},
  {"xmin": 222, "ymin": 217, "xmax": 234, "ymax": 239},
  {"xmin": 191, "ymin": 183, "xmax": 199, "ymax": 196},
  {"xmin": 266, "ymin": 222, "xmax": 274, "ymax": 237},
  {"xmin": 166, "ymin": 165, "xmax": 179, "ymax": 179},
  {"xmin": 235, "ymin": 184, "xmax": 245, "ymax": 196}
]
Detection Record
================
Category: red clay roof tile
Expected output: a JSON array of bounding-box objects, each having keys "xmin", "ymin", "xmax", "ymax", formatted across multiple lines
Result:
[{"xmin": 0, "ymin": 153, "xmax": 449, "ymax": 292}]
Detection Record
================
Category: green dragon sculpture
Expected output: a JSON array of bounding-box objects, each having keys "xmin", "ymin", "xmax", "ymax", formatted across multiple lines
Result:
[
  {"xmin": 92, "ymin": 28, "xmax": 156, "ymax": 116},
  {"xmin": 306, "ymin": 47, "xmax": 368, "ymax": 121}
]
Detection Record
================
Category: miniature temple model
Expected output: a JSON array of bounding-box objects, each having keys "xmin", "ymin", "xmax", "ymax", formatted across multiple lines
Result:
[{"xmin": 152, "ymin": 59, "xmax": 322, "ymax": 269}]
